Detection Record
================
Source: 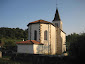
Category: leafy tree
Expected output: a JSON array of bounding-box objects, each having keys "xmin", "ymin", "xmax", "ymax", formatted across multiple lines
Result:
[
  {"xmin": 67, "ymin": 33, "xmax": 85, "ymax": 57},
  {"xmin": 0, "ymin": 27, "xmax": 28, "ymax": 46},
  {"xmin": 66, "ymin": 33, "xmax": 79, "ymax": 51}
]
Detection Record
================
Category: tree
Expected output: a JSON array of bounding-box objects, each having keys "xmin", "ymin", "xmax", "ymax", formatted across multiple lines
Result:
[
  {"xmin": 68, "ymin": 33, "xmax": 85, "ymax": 57},
  {"xmin": 0, "ymin": 27, "xmax": 28, "ymax": 46},
  {"xmin": 66, "ymin": 33, "xmax": 79, "ymax": 51}
]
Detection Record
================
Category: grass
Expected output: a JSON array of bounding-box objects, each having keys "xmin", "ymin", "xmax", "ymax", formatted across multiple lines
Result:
[{"xmin": 0, "ymin": 56, "xmax": 32, "ymax": 64}]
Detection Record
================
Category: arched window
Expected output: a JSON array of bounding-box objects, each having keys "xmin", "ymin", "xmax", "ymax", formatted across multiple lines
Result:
[
  {"xmin": 44, "ymin": 30, "xmax": 47, "ymax": 40},
  {"xmin": 34, "ymin": 30, "xmax": 37, "ymax": 40}
]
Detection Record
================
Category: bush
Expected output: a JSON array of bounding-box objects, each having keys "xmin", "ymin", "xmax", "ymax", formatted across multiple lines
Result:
[{"xmin": 68, "ymin": 33, "xmax": 85, "ymax": 58}]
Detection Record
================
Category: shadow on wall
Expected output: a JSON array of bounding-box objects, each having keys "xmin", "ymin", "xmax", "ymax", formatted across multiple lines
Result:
[
  {"xmin": 36, "ymin": 45, "xmax": 43, "ymax": 54},
  {"xmin": 36, "ymin": 45, "xmax": 50, "ymax": 54}
]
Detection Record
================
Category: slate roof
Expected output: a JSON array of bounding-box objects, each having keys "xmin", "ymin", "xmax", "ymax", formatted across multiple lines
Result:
[
  {"xmin": 16, "ymin": 40, "xmax": 43, "ymax": 45},
  {"xmin": 53, "ymin": 9, "xmax": 61, "ymax": 21}
]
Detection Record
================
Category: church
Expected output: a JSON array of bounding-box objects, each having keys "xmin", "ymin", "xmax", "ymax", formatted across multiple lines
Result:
[{"xmin": 16, "ymin": 9, "xmax": 66, "ymax": 55}]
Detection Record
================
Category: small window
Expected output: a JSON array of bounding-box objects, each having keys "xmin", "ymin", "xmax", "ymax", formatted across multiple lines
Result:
[
  {"xmin": 34, "ymin": 30, "xmax": 37, "ymax": 40},
  {"xmin": 44, "ymin": 30, "xmax": 47, "ymax": 40},
  {"xmin": 55, "ymin": 23, "xmax": 58, "ymax": 27}
]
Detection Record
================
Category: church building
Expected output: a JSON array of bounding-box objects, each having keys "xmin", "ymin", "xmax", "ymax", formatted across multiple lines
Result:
[{"xmin": 16, "ymin": 9, "xmax": 66, "ymax": 55}]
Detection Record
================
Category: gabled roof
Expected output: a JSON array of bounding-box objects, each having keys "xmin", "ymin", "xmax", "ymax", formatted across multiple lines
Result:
[
  {"xmin": 53, "ymin": 9, "xmax": 61, "ymax": 21},
  {"xmin": 27, "ymin": 20, "xmax": 54, "ymax": 26},
  {"xmin": 16, "ymin": 40, "xmax": 43, "ymax": 45}
]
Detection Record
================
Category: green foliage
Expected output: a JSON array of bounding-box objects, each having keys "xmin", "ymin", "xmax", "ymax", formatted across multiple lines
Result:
[
  {"xmin": 0, "ymin": 27, "xmax": 28, "ymax": 39},
  {"xmin": 66, "ymin": 33, "xmax": 79, "ymax": 43},
  {"xmin": 66, "ymin": 32, "xmax": 85, "ymax": 57},
  {"xmin": 0, "ymin": 58, "xmax": 32, "ymax": 64},
  {"xmin": 0, "ymin": 27, "xmax": 28, "ymax": 46},
  {"xmin": 66, "ymin": 33, "xmax": 79, "ymax": 50}
]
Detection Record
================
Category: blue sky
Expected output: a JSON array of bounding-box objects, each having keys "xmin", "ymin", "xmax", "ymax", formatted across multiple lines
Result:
[{"xmin": 0, "ymin": 0, "xmax": 85, "ymax": 35}]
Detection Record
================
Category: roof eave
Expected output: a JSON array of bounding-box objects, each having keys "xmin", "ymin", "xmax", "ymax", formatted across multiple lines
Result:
[{"xmin": 27, "ymin": 22, "xmax": 55, "ymax": 27}]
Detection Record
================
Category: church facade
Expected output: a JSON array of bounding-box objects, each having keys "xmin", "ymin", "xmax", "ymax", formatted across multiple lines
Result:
[{"xmin": 16, "ymin": 9, "xmax": 66, "ymax": 55}]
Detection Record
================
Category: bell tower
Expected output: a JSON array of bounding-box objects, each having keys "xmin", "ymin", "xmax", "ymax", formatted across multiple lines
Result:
[{"xmin": 52, "ymin": 9, "xmax": 62, "ymax": 30}]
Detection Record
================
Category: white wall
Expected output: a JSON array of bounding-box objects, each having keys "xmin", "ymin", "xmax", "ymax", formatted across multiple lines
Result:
[
  {"xmin": 17, "ymin": 45, "xmax": 33, "ymax": 54},
  {"xmin": 52, "ymin": 21, "xmax": 62, "ymax": 30},
  {"xmin": 40, "ymin": 24, "xmax": 49, "ymax": 54},
  {"xmin": 50, "ymin": 25, "xmax": 56, "ymax": 54},
  {"xmin": 28, "ymin": 24, "xmax": 40, "ymax": 42},
  {"xmin": 17, "ymin": 44, "xmax": 44, "ymax": 54},
  {"xmin": 33, "ymin": 44, "xmax": 43, "ymax": 54},
  {"xmin": 40, "ymin": 24, "xmax": 56, "ymax": 55},
  {"xmin": 27, "ymin": 23, "xmax": 66, "ymax": 55},
  {"xmin": 61, "ymin": 31, "xmax": 66, "ymax": 52}
]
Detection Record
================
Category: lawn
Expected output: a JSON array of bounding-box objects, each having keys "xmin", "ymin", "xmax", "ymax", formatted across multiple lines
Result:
[{"xmin": 0, "ymin": 56, "xmax": 32, "ymax": 64}]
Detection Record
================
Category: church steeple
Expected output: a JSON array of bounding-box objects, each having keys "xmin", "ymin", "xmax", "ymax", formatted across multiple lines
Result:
[
  {"xmin": 53, "ymin": 9, "xmax": 61, "ymax": 21},
  {"xmin": 52, "ymin": 8, "xmax": 62, "ymax": 30}
]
